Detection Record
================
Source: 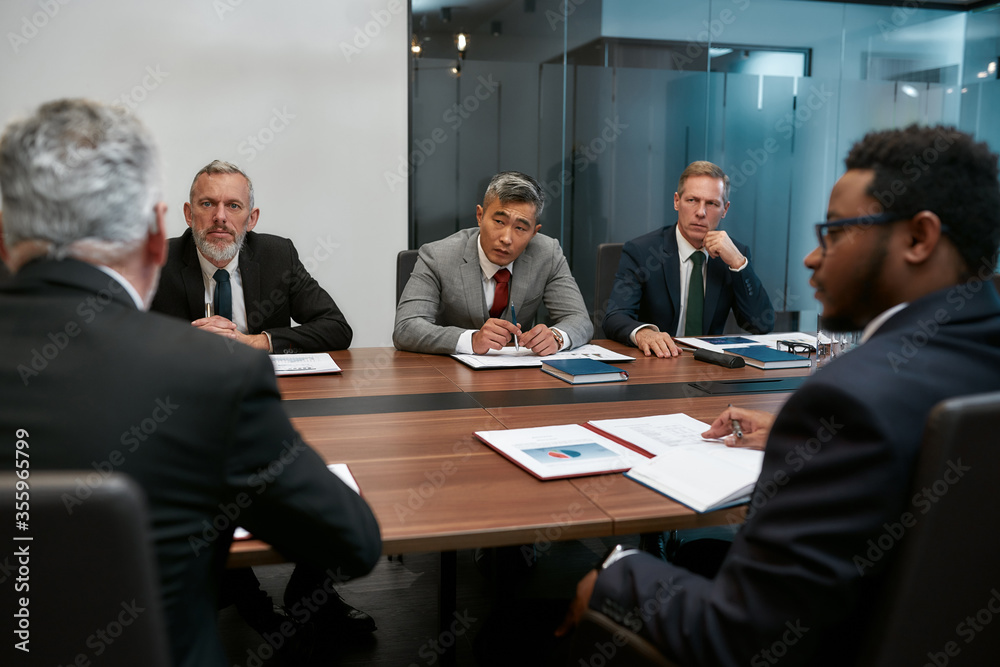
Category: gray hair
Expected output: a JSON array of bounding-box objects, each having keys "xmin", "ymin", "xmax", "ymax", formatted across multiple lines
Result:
[
  {"xmin": 482, "ymin": 171, "xmax": 545, "ymax": 219},
  {"xmin": 189, "ymin": 159, "xmax": 254, "ymax": 211},
  {"xmin": 0, "ymin": 98, "xmax": 162, "ymax": 264}
]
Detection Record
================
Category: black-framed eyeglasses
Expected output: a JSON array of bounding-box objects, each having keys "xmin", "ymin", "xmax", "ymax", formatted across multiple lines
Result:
[
  {"xmin": 777, "ymin": 340, "xmax": 816, "ymax": 355},
  {"xmin": 814, "ymin": 213, "xmax": 906, "ymax": 251}
]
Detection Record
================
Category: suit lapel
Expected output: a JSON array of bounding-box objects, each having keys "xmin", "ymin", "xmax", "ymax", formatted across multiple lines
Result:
[
  {"xmin": 663, "ymin": 226, "xmax": 682, "ymax": 332},
  {"xmin": 461, "ymin": 233, "xmax": 487, "ymax": 324},
  {"xmin": 510, "ymin": 245, "xmax": 533, "ymax": 320},
  {"xmin": 180, "ymin": 232, "xmax": 207, "ymax": 318},
  {"xmin": 240, "ymin": 234, "xmax": 261, "ymax": 330}
]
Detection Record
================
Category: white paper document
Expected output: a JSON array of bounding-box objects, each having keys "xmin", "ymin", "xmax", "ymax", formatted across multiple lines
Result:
[
  {"xmin": 474, "ymin": 423, "xmax": 649, "ymax": 479},
  {"xmin": 589, "ymin": 413, "xmax": 763, "ymax": 512},
  {"xmin": 270, "ymin": 353, "xmax": 342, "ymax": 376},
  {"xmin": 453, "ymin": 343, "xmax": 635, "ymax": 369},
  {"xmin": 587, "ymin": 413, "xmax": 717, "ymax": 457}
]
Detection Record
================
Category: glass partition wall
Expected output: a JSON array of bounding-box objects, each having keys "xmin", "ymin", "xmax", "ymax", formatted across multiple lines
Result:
[{"xmin": 409, "ymin": 0, "xmax": 1000, "ymax": 333}]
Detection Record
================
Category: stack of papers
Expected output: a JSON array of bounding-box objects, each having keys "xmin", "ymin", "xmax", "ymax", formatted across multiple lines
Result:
[
  {"xmin": 452, "ymin": 343, "xmax": 634, "ymax": 369},
  {"xmin": 476, "ymin": 413, "xmax": 765, "ymax": 512},
  {"xmin": 270, "ymin": 353, "xmax": 342, "ymax": 376},
  {"xmin": 591, "ymin": 414, "xmax": 764, "ymax": 512}
]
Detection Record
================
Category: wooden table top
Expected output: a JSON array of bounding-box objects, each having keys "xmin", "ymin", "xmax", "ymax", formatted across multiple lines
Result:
[{"xmin": 230, "ymin": 341, "xmax": 810, "ymax": 564}]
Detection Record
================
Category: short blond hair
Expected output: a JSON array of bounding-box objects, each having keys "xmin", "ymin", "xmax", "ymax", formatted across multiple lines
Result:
[{"xmin": 677, "ymin": 161, "xmax": 729, "ymax": 204}]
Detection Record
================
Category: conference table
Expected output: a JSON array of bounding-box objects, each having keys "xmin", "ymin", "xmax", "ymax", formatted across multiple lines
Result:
[{"xmin": 228, "ymin": 340, "xmax": 811, "ymax": 660}]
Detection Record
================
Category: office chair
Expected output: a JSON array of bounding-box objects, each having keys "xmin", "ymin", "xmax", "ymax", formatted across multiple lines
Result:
[
  {"xmin": 396, "ymin": 249, "xmax": 419, "ymax": 305},
  {"xmin": 593, "ymin": 243, "xmax": 624, "ymax": 337},
  {"xmin": 0, "ymin": 472, "xmax": 170, "ymax": 667},
  {"xmin": 857, "ymin": 390, "xmax": 1000, "ymax": 665}
]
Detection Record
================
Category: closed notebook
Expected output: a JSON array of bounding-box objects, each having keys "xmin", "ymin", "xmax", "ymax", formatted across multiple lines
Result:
[
  {"xmin": 541, "ymin": 358, "xmax": 629, "ymax": 384},
  {"xmin": 726, "ymin": 345, "xmax": 811, "ymax": 370}
]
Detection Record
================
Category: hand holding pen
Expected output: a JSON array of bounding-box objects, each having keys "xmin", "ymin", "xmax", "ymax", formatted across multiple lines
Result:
[
  {"xmin": 701, "ymin": 405, "xmax": 776, "ymax": 451},
  {"xmin": 729, "ymin": 403, "xmax": 744, "ymax": 440},
  {"xmin": 510, "ymin": 304, "xmax": 520, "ymax": 351},
  {"xmin": 471, "ymin": 318, "xmax": 522, "ymax": 355}
]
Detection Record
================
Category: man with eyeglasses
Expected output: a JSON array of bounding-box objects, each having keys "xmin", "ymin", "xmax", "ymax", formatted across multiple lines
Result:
[
  {"xmin": 558, "ymin": 125, "xmax": 1000, "ymax": 666},
  {"xmin": 602, "ymin": 160, "xmax": 774, "ymax": 357}
]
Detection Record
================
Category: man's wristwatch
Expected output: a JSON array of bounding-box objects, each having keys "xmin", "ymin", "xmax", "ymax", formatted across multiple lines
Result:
[
  {"xmin": 551, "ymin": 327, "xmax": 565, "ymax": 349},
  {"xmin": 599, "ymin": 544, "xmax": 640, "ymax": 571}
]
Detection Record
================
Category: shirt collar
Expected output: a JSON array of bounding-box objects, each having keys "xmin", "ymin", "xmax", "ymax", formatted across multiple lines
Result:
[
  {"xmin": 476, "ymin": 231, "xmax": 514, "ymax": 280},
  {"xmin": 196, "ymin": 249, "xmax": 240, "ymax": 280},
  {"xmin": 93, "ymin": 264, "xmax": 146, "ymax": 310},
  {"xmin": 860, "ymin": 302, "xmax": 909, "ymax": 343},
  {"xmin": 675, "ymin": 224, "xmax": 704, "ymax": 262}
]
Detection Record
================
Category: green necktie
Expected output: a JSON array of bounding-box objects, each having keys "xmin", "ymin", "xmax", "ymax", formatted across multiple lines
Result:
[{"xmin": 685, "ymin": 251, "xmax": 705, "ymax": 336}]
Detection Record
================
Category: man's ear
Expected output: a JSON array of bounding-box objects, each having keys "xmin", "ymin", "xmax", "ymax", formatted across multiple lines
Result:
[
  {"xmin": 147, "ymin": 203, "xmax": 168, "ymax": 268},
  {"xmin": 247, "ymin": 207, "xmax": 260, "ymax": 232},
  {"xmin": 532, "ymin": 223, "xmax": 542, "ymax": 237},
  {"xmin": 901, "ymin": 210, "xmax": 944, "ymax": 265},
  {"xmin": 673, "ymin": 192, "xmax": 681, "ymax": 211},
  {"xmin": 722, "ymin": 201, "xmax": 731, "ymax": 218},
  {"xmin": 476, "ymin": 204, "xmax": 484, "ymax": 226},
  {"xmin": 183, "ymin": 201, "xmax": 193, "ymax": 228}
]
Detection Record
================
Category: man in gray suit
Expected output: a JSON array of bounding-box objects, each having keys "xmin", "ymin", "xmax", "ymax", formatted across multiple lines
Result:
[{"xmin": 394, "ymin": 171, "xmax": 592, "ymax": 355}]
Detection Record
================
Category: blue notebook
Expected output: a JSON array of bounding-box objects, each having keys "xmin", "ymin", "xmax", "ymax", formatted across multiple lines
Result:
[
  {"xmin": 727, "ymin": 345, "xmax": 811, "ymax": 370},
  {"xmin": 541, "ymin": 358, "xmax": 629, "ymax": 384}
]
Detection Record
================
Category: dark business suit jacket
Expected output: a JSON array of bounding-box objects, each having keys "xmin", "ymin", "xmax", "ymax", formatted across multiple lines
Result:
[
  {"xmin": 0, "ymin": 259, "xmax": 381, "ymax": 667},
  {"xmin": 602, "ymin": 224, "xmax": 774, "ymax": 342},
  {"xmin": 591, "ymin": 284, "xmax": 1000, "ymax": 666},
  {"xmin": 151, "ymin": 229, "xmax": 351, "ymax": 353}
]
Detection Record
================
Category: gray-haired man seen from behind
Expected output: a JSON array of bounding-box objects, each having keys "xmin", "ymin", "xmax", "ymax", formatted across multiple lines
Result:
[
  {"xmin": 0, "ymin": 99, "xmax": 381, "ymax": 667},
  {"xmin": 393, "ymin": 170, "xmax": 593, "ymax": 355}
]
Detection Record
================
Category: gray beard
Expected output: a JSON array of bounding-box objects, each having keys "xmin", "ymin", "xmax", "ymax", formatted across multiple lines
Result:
[{"xmin": 193, "ymin": 228, "xmax": 246, "ymax": 265}]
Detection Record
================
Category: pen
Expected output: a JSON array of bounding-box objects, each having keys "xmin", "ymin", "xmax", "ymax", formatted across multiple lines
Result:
[
  {"xmin": 510, "ymin": 303, "xmax": 520, "ymax": 351},
  {"xmin": 728, "ymin": 403, "xmax": 743, "ymax": 439}
]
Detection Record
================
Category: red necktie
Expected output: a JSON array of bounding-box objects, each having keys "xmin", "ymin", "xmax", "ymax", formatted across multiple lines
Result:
[{"xmin": 490, "ymin": 268, "xmax": 510, "ymax": 319}]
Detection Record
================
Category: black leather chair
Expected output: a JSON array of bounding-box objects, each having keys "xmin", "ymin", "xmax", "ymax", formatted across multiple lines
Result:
[
  {"xmin": 857, "ymin": 390, "xmax": 1000, "ymax": 665},
  {"xmin": 0, "ymin": 472, "xmax": 170, "ymax": 666},
  {"xmin": 396, "ymin": 249, "xmax": 419, "ymax": 305},
  {"xmin": 593, "ymin": 242, "xmax": 623, "ymax": 337}
]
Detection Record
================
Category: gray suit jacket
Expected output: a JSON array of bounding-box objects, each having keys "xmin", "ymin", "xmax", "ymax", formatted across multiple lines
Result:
[{"xmin": 393, "ymin": 228, "xmax": 593, "ymax": 354}]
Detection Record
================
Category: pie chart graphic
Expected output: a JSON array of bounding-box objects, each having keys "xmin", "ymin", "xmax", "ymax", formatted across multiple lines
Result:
[
  {"xmin": 547, "ymin": 449, "xmax": 582, "ymax": 459},
  {"xmin": 524, "ymin": 442, "xmax": 612, "ymax": 464}
]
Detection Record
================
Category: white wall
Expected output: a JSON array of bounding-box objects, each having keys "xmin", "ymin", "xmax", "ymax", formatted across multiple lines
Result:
[{"xmin": 0, "ymin": 0, "xmax": 408, "ymax": 346}]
